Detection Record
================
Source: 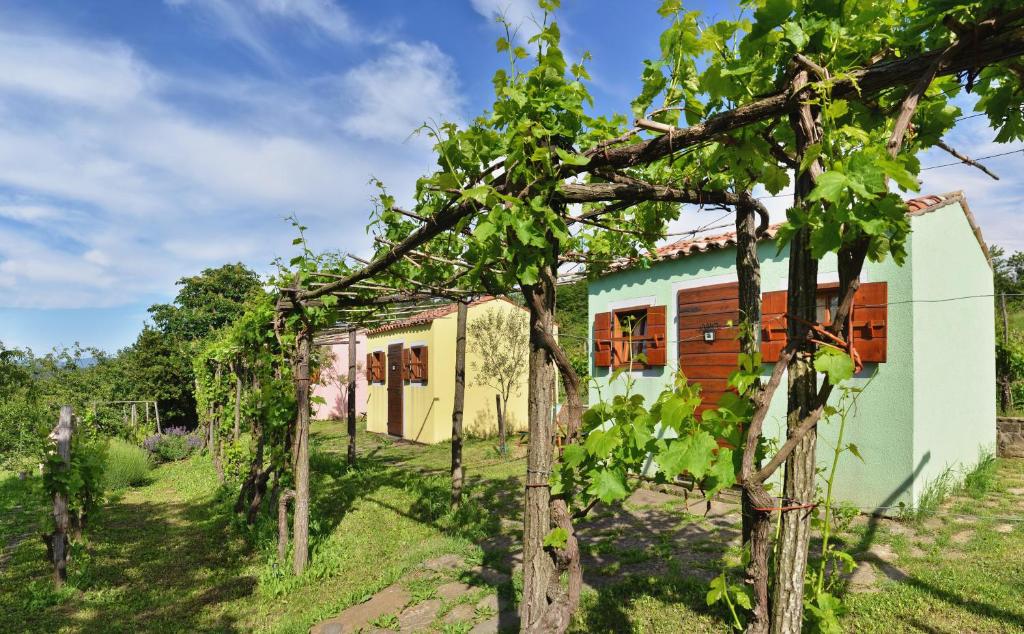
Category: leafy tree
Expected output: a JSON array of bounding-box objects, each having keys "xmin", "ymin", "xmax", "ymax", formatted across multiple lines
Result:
[
  {"xmin": 467, "ymin": 305, "xmax": 530, "ymax": 452},
  {"xmin": 112, "ymin": 327, "xmax": 196, "ymax": 429},
  {"xmin": 992, "ymin": 245, "xmax": 1024, "ymax": 306},
  {"xmin": 555, "ymin": 280, "xmax": 590, "ymax": 389},
  {"xmin": 149, "ymin": 263, "xmax": 263, "ymax": 343},
  {"xmin": 0, "ymin": 342, "xmax": 48, "ymax": 469}
]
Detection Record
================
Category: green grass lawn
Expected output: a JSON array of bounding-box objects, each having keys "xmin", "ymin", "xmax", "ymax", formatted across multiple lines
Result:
[{"xmin": 2, "ymin": 422, "xmax": 1023, "ymax": 633}]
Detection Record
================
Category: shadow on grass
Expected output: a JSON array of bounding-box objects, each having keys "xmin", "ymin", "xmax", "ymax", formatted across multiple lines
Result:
[{"xmin": 0, "ymin": 468, "xmax": 256, "ymax": 634}]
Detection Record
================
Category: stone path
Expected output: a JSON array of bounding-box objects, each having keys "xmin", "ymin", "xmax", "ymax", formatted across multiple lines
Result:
[
  {"xmin": 309, "ymin": 485, "xmax": 742, "ymax": 633},
  {"xmin": 310, "ymin": 554, "xmax": 518, "ymax": 634},
  {"xmin": 311, "ymin": 476, "xmax": 1024, "ymax": 631}
]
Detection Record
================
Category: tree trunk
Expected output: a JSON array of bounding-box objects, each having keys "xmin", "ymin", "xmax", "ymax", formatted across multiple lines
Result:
[
  {"xmin": 234, "ymin": 366, "xmax": 242, "ymax": 444},
  {"xmin": 347, "ymin": 327, "xmax": 358, "ymax": 465},
  {"xmin": 736, "ymin": 195, "xmax": 763, "ymax": 547},
  {"xmin": 292, "ymin": 330, "xmax": 312, "ymax": 575},
  {"xmin": 235, "ymin": 377, "xmax": 265, "ymax": 518},
  {"xmin": 49, "ymin": 405, "xmax": 73, "ymax": 587},
  {"xmin": 521, "ymin": 277, "xmax": 559, "ymax": 633},
  {"xmin": 770, "ymin": 72, "xmax": 822, "ymax": 633},
  {"xmin": 213, "ymin": 364, "xmax": 223, "ymax": 482},
  {"xmin": 496, "ymin": 393, "xmax": 507, "ymax": 456},
  {"xmin": 278, "ymin": 489, "xmax": 296, "ymax": 563},
  {"xmin": 735, "ymin": 195, "xmax": 772, "ymax": 634},
  {"xmin": 452, "ymin": 301, "xmax": 468, "ymax": 507},
  {"xmin": 521, "ymin": 261, "xmax": 585, "ymax": 634}
]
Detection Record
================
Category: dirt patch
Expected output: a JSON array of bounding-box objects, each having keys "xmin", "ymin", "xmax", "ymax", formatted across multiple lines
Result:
[
  {"xmin": 994, "ymin": 523, "xmax": 1015, "ymax": 534},
  {"xmin": 951, "ymin": 530, "xmax": 973, "ymax": 544},
  {"xmin": 846, "ymin": 562, "xmax": 878, "ymax": 593}
]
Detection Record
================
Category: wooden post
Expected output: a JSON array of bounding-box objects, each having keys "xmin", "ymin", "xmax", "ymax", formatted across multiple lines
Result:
[
  {"xmin": 145, "ymin": 401, "xmax": 150, "ymax": 431},
  {"xmin": 451, "ymin": 301, "xmax": 468, "ymax": 507},
  {"xmin": 495, "ymin": 393, "xmax": 506, "ymax": 456},
  {"xmin": 49, "ymin": 405, "xmax": 73, "ymax": 587},
  {"xmin": 347, "ymin": 328, "xmax": 357, "ymax": 466},
  {"xmin": 130, "ymin": 402, "xmax": 137, "ymax": 432},
  {"xmin": 234, "ymin": 367, "xmax": 242, "ymax": 444},
  {"xmin": 1001, "ymin": 293, "xmax": 1013, "ymax": 413},
  {"xmin": 154, "ymin": 401, "xmax": 161, "ymax": 434},
  {"xmin": 292, "ymin": 330, "xmax": 312, "ymax": 575}
]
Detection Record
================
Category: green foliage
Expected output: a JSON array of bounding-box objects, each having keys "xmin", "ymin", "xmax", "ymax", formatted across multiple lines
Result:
[
  {"xmin": 804, "ymin": 385, "xmax": 864, "ymax": 633},
  {"xmin": 0, "ymin": 342, "xmax": 49, "ymax": 470},
  {"xmin": 706, "ymin": 570, "xmax": 752, "ymax": 631},
  {"xmin": 543, "ymin": 527, "xmax": 569, "ymax": 549},
  {"xmin": 555, "ymin": 280, "xmax": 590, "ymax": 388},
  {"xmin": 103, "ymin": 439, "xmax": 152, "ymax": 489},
  {"xmin": 962, "ymin": 450, "xmax": 999, "ymax": 500},
  {"xmin": 814, "ymin": 347, "xmax": 856, "ymax": 384},
  {"xmin": 148, "ymin": 263, "xmax": 263, "ymax": 343},
  {"xmin": 42, "ymin": 433, "xmax": 107, "ymax": 533},
  {"xmin": 554, "ymin": 354, "xmax": 760, "ymax": 517},
  {"xmin": 150, "ymin": 435, "xmax": 196, "ymax": 463}
]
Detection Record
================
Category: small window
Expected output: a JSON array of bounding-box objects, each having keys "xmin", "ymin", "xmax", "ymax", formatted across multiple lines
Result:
[
  {"xmin": 815, "ymin": 288, "xmax": 840, "ymax": 326},
  {"xmin": 407, "ymin": 346, "xmax": 428, "ymax": 384},
  {"xmin": 370, "ymin": 351, "xmax": 386, "ymax": 384},
  {"xmin": 612, "ymin": 307, "xmax": 651, "ymax": 367}
]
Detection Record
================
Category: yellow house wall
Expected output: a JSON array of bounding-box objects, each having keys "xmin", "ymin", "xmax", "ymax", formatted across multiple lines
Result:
[
  {"xmin": 463, "ymin": 300, "xmax": 530, "ymax": 438},
  {"xmin": 364, "ymin": 299, "xmax": 530, "ymax": 444}
]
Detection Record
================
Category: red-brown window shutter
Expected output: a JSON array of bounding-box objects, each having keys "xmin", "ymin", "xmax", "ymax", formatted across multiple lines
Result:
[
  {"xmin": 851, "ymin": 282, "xmax": 887, "ymax": 363},
  {"xmin": 419, "ymin": 346, "xmax": 429, "ymax": 383},
  {"xmin": 593, "ymin": 312, "xmax": 612, "ymax": 367},
  {"xmin": 761, "ymin": 290, "xmax": 788, "ymax": 362},
  {"xmin": 645, "ymin": 305, "xmax": 668, "ymax": 366},
  {"xmin": 401, "ymin": 348, "xmax": 411, "ymax": 381},
  {"xmin": 365, "ymin": 353, "xmax": 373, "ymax": 383}
]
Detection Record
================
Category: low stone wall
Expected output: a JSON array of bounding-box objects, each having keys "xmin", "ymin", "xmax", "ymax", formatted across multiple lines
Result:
[{"xmin": 997, "ymin": 417, "xmax": 1024, "ymax": 458}]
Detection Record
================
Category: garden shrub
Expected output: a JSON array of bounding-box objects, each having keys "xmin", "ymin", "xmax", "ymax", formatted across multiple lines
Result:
[
  {"xmin": 104, "ymin": 439, "xmax": 152, "ymax": 489},
  {"xmin": 143, "ymin": 426, "xmax": 203, "ymax": 462}
]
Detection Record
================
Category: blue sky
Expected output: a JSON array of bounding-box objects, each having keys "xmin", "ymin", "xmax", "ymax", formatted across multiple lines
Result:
[{"xmin": 0, "ymin": 0, "xmax": 1022, "ymax": 354}]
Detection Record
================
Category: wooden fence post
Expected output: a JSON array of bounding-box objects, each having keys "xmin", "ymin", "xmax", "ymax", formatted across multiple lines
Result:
[
  {"xmin": 347, "ymin": 328, "xmax": 357, "ymax": 466},
  {"xmin": 154, "ymin": 401, "xmax": 161, "ymax": 434},
  {"xmin": 49, "ymin": 405, "xmax": 73, "ymax": 587},
  {"xmin": 1001, "ymin": 293, "xmax": 1013, "ymax": 413},
  {"xmin": 451, "ymin": 301, "xmax": 468, "ymax": 507}
]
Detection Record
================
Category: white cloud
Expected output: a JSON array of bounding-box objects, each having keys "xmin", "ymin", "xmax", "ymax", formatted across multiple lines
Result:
[
  {"xmin": 167, "ymin": 0, "xmax": 361, "ymax": 66},
  {"xmin": 340, "ymin": 42, "xmax": 464, "ymax": 143},
  {"xmin": 470, "ymin": 0, "xmax": 545, "ymax": 43},
  {"xmin": 0, "ymin": 23, "xmax": 463, "ymax": 309},
  {"xmin": 252, "ymin": 0, "xmax": 355, "ymax": 41}
]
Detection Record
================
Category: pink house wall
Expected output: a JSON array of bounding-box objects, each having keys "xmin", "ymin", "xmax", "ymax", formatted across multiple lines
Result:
[{"xmin": 312, "ymin": 331, "xmax": 368, "ymax": 421}]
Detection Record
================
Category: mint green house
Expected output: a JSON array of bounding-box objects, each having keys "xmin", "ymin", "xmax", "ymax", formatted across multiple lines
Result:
[{"xmin": 588, "ymin": 192, "xmax": 995, "ymax": 513}]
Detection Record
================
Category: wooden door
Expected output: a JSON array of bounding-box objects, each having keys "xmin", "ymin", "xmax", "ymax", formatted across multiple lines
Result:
[
  {"xmin": 677, "ymin": 282, "xmax": 740, "ymax": 416},
  {"xmin": 387, "ymin": 343, "xmax": 404, "ymax": 436}
]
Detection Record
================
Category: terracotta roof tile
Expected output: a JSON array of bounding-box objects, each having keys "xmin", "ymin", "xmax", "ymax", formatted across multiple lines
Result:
[
  {"xmin": 367, "ymin": 296, "xmax": 522, "ymax": 335},
  {"xmin": 652, "ymin": 191, "xmax": 969, "ymax": 263}
]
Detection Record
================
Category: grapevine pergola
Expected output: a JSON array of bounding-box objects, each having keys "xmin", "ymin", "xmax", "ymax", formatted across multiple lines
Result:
[{"xmin": 263, "ymin": 5, "xmax": 1024, "ymax": 633}]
